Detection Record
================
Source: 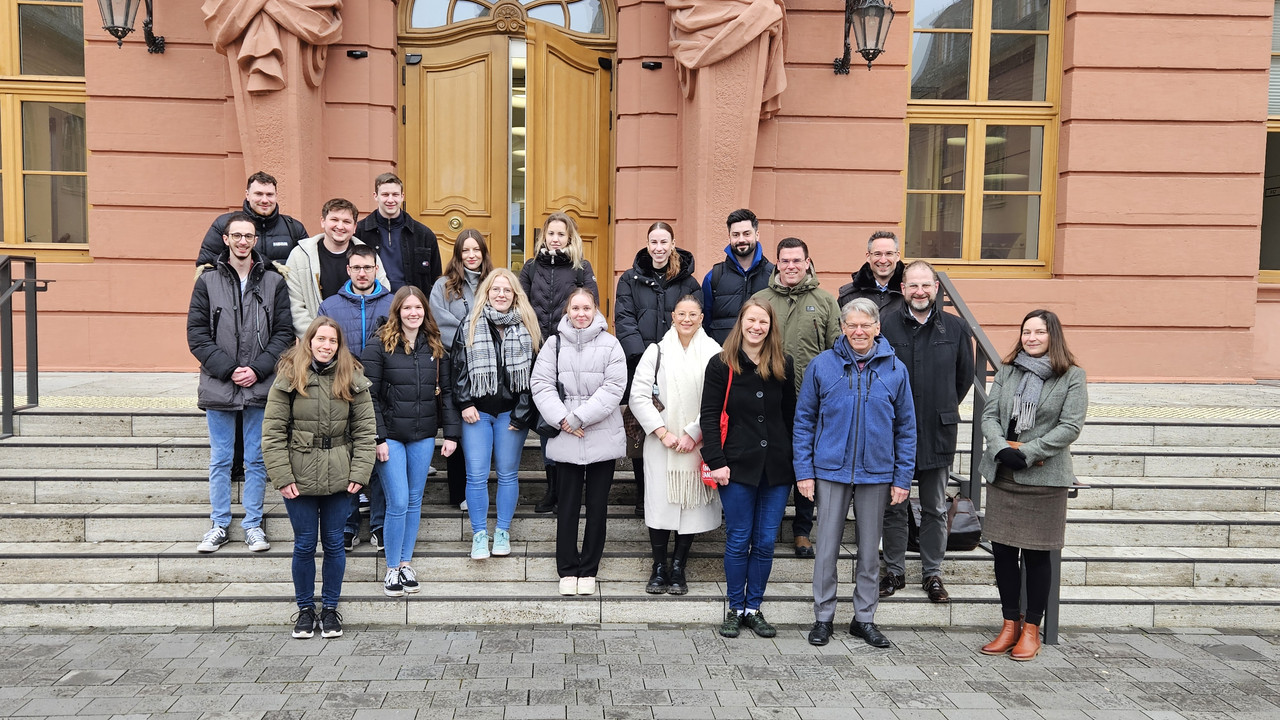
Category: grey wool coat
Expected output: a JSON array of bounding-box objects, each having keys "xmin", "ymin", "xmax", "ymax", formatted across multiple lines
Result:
[
  {"xmin": 979, "ymin": 363, "xmax": 1087, "ymax": 488},
  {"xmin": 530, "ymin": 312, "xmax": 628, "ymax": 465}
]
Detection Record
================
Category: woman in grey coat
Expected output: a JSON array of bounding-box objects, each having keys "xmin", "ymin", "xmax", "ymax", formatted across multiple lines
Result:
[
  {"xmin": 429, "ymin": 229, "xmax": 493, "ymax": 509},
  {"xmin": 978, "ymin": 309, "xmax": 1087, "ymax": 662},
  {"xmin": 530, "ymin": 288, "xmax": 627, "ymax": 597}
]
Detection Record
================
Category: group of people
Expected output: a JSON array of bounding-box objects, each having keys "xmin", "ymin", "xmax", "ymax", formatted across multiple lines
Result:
[{"xmin": 187, "ymin": 173, "xmax": 1087, "ymax": 659}]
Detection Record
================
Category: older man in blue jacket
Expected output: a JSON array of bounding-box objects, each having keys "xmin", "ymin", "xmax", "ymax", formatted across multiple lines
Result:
[{"xmin": 794, "ymin": 297, "xmax": 916, "ymax": 649}]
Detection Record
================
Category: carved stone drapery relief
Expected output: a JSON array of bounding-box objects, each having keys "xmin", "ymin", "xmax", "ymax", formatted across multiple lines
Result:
[{"xmin": 203, "ymin": 0, "xmax": 344, "ymax": 216}]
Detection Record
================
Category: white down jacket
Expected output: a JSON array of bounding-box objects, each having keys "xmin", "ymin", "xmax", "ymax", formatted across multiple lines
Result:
[{"xmin": 530, "ymin": 312, "xmax": 628, "ymax": 465}]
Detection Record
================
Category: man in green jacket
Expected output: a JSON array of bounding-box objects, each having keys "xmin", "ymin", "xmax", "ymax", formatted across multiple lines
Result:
[{"xmin": 753, "ymin": 237, "xmax": 842, "ymax": 557}]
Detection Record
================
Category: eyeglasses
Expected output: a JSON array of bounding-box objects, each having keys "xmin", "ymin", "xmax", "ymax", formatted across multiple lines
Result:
[
  {"xmin": 489, "ymin": 287, "xmax": 513, "ymax": 296},
  {"xmin": 226, "ymin": 233, "xmax": 257, "ymax": 241},
  {"xmin": 869, "ymin": 251, "xmax": 899, "ymax": 259},
  {"xmin": 902, "ymin": 282, "xmax": 935, "ymax": 292},
  {"xmin": 348, "ymin": 265, "xmax": 377, "ymax": 273},
  {"xmin": 843, "ymin": 323, "xmax": 878, "ymax": 332}
]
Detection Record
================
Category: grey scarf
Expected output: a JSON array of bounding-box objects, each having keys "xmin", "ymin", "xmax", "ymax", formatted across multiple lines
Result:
[
  {"xmin": 1011, "ymin": 351, "xmax": 1054, "ymax": 434},
  {"xmin": 466, "ymin": 305, "xmax": 534, "ymax": 397}
]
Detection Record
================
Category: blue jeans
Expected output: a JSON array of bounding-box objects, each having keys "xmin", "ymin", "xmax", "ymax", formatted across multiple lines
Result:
[
  {"xmin": 719, "ymin": 480, "xmax": 790, "ymax": 612},
  {"xmin": 345, "ymin": 463, "xmax": 384, "ymax": 536},
  {"xmin": 283, "ymin": 491, "xmax": 349, "ymax": 609},
  {"xmin": 381, "ymin": 437, "xmax": 435, "ymax": 568},
  {"xmin": 206, "ymin": 407, "xmax": 266, "ymax": 529},
  {"xmin": 461, "ymin": 410, "xmax": 526, "ymax": 535}
]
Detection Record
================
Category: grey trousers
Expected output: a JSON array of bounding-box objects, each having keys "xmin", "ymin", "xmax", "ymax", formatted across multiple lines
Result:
[
  {"xmin": 882, "ymin": 466, "xmax": 950, "ymax": 578},
  {"xmin": 813, "ymin": 480, "xmax": 890, "ymax": 623}
]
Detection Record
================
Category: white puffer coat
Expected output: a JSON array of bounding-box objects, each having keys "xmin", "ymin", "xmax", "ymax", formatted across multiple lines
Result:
[{"xmin": 530, "ymin": 312, "xmax": 627, "ymax": 465}]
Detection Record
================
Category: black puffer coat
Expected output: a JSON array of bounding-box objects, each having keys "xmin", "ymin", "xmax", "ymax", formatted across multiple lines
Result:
[
  {"xmin": 362, "ymin": 337, "xmax": 463, "ymax": 444},
  {"xmin": 837, "ymin": 261, "xmax": 906, "ymax": 316},
  {"xmin": 519, "ymin": 249, "xmax": 599, "ymax": 340},
  {"xmin": 196, "ymin": 201, "xmax": 309, "ymax": 265},
  {"xmin": 614, "ymin": 247, "xmax": 701, "ymax": 365}
]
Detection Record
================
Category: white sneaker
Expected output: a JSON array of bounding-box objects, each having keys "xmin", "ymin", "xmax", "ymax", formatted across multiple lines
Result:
[
  {"xmin": 577, "ymin": 577, "xmax": 596, "ymax": 595},
  {"xmin": 428, "ymin": 465, "xmax": 438, "ymax": 476},
  {"xmin": 459, "ymin": 499, "xmax": 468, "ymax": 512},
  {"xmin": 245, "ymin": 527, "xmax": 270, "ymax": 552},
  {"xmin": 197, "ymin": 526, "xmax": 229, "ymax": 553},
  {"xmin": 559, "ymin": 576, "xmax": 578, "ymax": 595}
]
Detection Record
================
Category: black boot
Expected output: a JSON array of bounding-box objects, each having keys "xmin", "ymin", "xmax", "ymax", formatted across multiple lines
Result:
[
  {"xmin": 645, "ymin": 562, "xmax": 669, "ymax": 594},
  {"xmin": 633, "ymin": 460, "xmax": 645, "ymax": 517},
  {"xmin": 668, "ymin": 533, "xmax": 694, "ymax": 596},
  {"xmin": 534, "ymin": 466, "xmax": 557, "ymax": 513},
  {"xmin": 646, "ymin": 528, "xmax": 670, "ymax": 594}
]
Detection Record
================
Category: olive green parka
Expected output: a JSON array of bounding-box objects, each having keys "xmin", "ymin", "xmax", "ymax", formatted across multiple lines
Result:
[{"xmin": 262, "ymin": 363, "xmax": 377, "ymax": 496}]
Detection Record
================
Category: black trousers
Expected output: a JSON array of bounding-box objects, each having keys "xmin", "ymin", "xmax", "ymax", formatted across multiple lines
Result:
[
  {"xmin": 992, "ymin": 541, "xmax": 1052, "ymax": 626},
  {"xmin": 445, "ymin": 443, "xmax": 467, "ymax": 506},
  {"xmin": 556, "ymin": 460, "xmax": 615, "ymax": 578}
]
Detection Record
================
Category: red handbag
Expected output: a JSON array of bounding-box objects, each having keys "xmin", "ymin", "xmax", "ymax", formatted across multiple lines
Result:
[{"xmin": 700, "ymin": 366, "xmax": 732, "ymax": 487}]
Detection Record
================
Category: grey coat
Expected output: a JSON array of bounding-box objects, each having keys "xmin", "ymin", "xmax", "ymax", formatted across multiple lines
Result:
[
  {"xmin": 530, "ymin": 313, "xmax": 627, "ymax": 465},
  {"xmin": 429, "ymin": 269, "xmax": 480, "ymax": 349},
  {"xmin": 979, "ymin": 364, "xmax": 1087, "ymax": 488}
]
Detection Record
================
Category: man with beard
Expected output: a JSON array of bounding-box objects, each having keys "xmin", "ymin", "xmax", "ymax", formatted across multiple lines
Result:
[
  {"xmin": 285, "ymin": 198, "xmax": 389, "ymax": 337},
  {"xmin": 196, "ymin": 171, "xmax": 309, "ymax": 265},
  {"xmin": 701, "ymin": 208, "xmax": 775, "ymax": 344},
  {"xmin": 877, "ymin": 260, "xmax": 974, "ymax": 604},
  {"xmin": 838, "ymin": 230, "xmax": 906, "ymax": 316}
]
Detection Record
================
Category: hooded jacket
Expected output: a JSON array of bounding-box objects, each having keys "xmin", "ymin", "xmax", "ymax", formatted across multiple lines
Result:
[
  {"xmin": 261, "ymin": 364, "xmax": 377, "ymax": 496},
  {"xmin": 615, "ymin": 247, "xmax": 701, "ymax": 364},
  {"xmin": 362, "ymin": 335, "xmax": 462, "ymax": 443},
  {"xmin": 284, "ymin": 235, "xmax": 390, "ymax": 337},
  {"xmin": 429, "ymin": 268, "xmax": 481, "ymax": 349},
  {"xmin": 530, "ymin": 313, "xmax": 628, "ymax": 465},
  {"xmin": 353, "ymin": 211, "xmax": 441, "ymax": 292},
  {"xmin": 196, "ymin": 200, "xmax": 309, "ymax": 266},
  {"xmin": 793, "ymin": 335, "xmax": 917, "ymax": 489},
  {"xmin": 317, "ymin": 280, "xmax": 394, "ymax": 355},
  {"xmin": 187, "ymin": 248, "xmax": 294, "ymax": 411},
  {"xmin": 701, "ymin": 243, "xmax": 775, "ymax": 344},
  {"xmin": 879, "ymin": 303, "xmax": 975, "ymax": 470},
  {"xmin": 752, "ymin": 268, "xmax": 842, "ymax": 392},
  {"xmin": 837, "ymin": 260, "xmax": 906, "ymax": 317},
  {"xmin": 519, "ymin": 249, "xmax": 600, "ymax": 340}
]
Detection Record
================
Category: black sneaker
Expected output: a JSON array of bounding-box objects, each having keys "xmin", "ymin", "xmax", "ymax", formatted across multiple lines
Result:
[
  {"xmin": 291, "ymin": 606, "xmax": 317, "ymax": 639},
  {"xmin": 369, "ymin": 529, "xmax": 383, "ymax": 551},
  {"xmin": 319, "ymin": 607, "xmax": 343, "ymax": 638},
  {"xmin": 383, "ymin": 568, "xmax": 404, "ymax": 597},
  {"xmin": 344, "ymin": 531, "xmax": 359, "ymax": 552},
  {"xmin": 719, "ymin": 610, "xmax": 742, "ymax": 638},
  {"xmin": 741, "ymin": 610, "xmax": 777, "ymax": 638},
  {"xmin": 399, "ymin": 566, "xmax": 420, "ymax": 594}
]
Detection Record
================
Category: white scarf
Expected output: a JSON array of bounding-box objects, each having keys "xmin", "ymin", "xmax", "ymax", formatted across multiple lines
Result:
[{"xmin": 658, "ymin": 326, "xmax": 720, "ymax": 508}]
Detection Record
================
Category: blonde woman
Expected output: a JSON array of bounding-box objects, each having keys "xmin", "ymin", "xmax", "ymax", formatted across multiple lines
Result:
[{"xmin": 451, "ymin": 268, "xmax": 542, "ymax": 560}]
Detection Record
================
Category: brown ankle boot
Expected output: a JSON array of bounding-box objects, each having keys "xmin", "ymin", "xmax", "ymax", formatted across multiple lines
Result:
[
  {"xmin": 1010, "ymin": 622, "xmax": 1041, "ymax": 661},
  {"xmin": 980, "ymin": 619, "xmax": 1023, "ymax": 655}
]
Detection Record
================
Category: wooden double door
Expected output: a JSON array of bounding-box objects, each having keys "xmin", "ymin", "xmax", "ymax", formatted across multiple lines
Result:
[{"xmin": 402, "ymin": 20, "xmax": 614, "ymax": 314}]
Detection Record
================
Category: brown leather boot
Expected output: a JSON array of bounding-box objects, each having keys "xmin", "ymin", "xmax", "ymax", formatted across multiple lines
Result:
[
  {"xmin": 1010, "ymin": 622, "xmax": 1042, "ymax": 661},
  {"xmin": 980, "ymin": 619, "xmax": 1023, "ymax": 655}
]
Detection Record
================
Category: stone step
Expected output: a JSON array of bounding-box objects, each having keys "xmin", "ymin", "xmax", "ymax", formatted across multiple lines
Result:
[
  {"xmin": 0, "ymin": 579, "xmax": 1277, "ymax": 630},
  {"xmin": 1064, "ymin": 510, "xmax": 1280, "ymax": 547},
  {"xmin": 1068, "ymin": 476, "xmax": 1280, "ymax": 512}
]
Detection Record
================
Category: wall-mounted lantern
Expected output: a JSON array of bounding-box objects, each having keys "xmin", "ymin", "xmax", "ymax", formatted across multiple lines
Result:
[
  {"xmin": 835, "ymin": 0, "xmax": 894, "ymax": 74},
  {"xmin": 97, "ymin": 0, "xmax": 166, "ymax": 54}
]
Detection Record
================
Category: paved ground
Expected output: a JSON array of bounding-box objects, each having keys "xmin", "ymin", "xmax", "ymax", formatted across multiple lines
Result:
[{"xmin": 3, "ymin": 624, "xmax": 1279, "ymax": 719}]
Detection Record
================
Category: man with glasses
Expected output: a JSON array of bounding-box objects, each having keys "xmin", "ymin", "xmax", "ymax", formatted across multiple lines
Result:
[
  {"xmin": 838, "ymin": 230, "xmax": 906, "ymax": 316},
  {"xmin": 188, "ymin": 213, "xmax": 294, "ymax": 554},
  {"xmin": 753, "ymin": 237, "xmax": 841, "ymax": 559},
  {"xmin": 285, "ymin": 198, "xmax": 389, "ymax": 337}
]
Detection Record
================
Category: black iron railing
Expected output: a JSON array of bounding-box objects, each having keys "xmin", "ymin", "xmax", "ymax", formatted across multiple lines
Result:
[
  {"xmin": 0, "ymin": 255, "xmax": 51, "ymax": 439},
  {"xmin": 936, "ymin": 272, "xmax": 1068, "ymax": 645}
]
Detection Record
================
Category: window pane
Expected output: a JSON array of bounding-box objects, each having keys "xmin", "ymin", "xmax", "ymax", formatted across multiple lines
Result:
[
  {"xmin": 988, "ymin": 33, "xmax": 1048, "ymax": 101},
  {"xmin": 1270, "ymin": 55, "xmax": 1280, "ymax": 115},
  {"xmin": 984, "ymin": 126, "xmax": 1043, "ymax": 192},
  {"xmin": 914, "ymin": 0, "xmax": 973, "ymax": 29},
  {"xmin": 906, "ymin": 194, "xmax": 965, "ymax": 259},
  {"xmin": 908, "ymin": 124, "xmax": 967, "ymax": 191},
  {"xmin": 410, "ymin": 0, "xmax": 448, "ymax": 28},
  {"xmin": 980, "ymin": 195, "xmax": 1039, "ymax": 260},
  {"xmin": 22, "ymin": 103, "xmax": 87, "ymax": 172},
  {"xmin": 19, "ymin": 4, "xmax": 85, "ymax": 77},
  {"xmin": 567, "ymin": 0, "xmax": 604, "ymax": 34},
  {"xmin": 1262, "ymin": 133, "xmax": 1280, "ymax": 270},
  {"xmin": 992, "ymin": 0, "xmax": 1050, "ymax": 31},
  {"xmin": 24, "ymin": 174, "xmax": 88, "ymax": 244},
  {"xmin": 453, "ymin": 0, "xmax": 490, "ymax": 21},
  {"xmin": 527, "ymin": 3, "xmax": 565, "ymax": 26},
  {"xmin": 911, "ymin": 32, "xmax": 971, "ymax": 100}
]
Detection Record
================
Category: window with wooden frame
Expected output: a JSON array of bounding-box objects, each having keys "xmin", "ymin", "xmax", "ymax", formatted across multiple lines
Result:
[
  {"xmin": 1261, "ymin": 2, "xmax": 1280, "ymax": 283},
  {"xmin": 0, "ymin": 0, "xmax": 88, "ymax": 259},
  {"xmin": 905, "ymin": 0, "xmax": 1061, "ymax": 276}
]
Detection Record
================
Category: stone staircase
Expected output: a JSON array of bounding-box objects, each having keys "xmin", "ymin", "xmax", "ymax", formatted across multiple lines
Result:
[{"xmin": 2, "ymin": 404, "xmax": 1280, "ymax": 630}]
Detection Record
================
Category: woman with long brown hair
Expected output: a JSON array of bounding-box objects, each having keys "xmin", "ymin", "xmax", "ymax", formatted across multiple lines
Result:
[{"xmin": 699, "ymin": 298, "xmax": 795, "ymax": 639}]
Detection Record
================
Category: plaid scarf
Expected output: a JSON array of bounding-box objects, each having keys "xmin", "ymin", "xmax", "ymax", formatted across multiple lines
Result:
[{"xmin": 465, "ymin": 305, "xmax": 534, "ymax": 397}]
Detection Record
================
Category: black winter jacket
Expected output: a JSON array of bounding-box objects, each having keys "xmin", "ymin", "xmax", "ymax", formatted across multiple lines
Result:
[
  {"xmin": 353, "ymin": 212, "xmax": 442, "ymax": 292},
  {"xmin": 519, "ymin": 249, "xmax": 599, "ymax": 340},
  {"xmin": 838, "ymin": 261, "xmax": 906, "ymax": 317},
  {"xmin": 699, "ymin": 352, "xmax": 796, "ymax": 488},
  {"xmin": 700, "ymin": 244, "xmax": 775, "ymax": 344},
  {"xmin": 362, "ymin": 337, "xmax": 462, "ymax": 443},
  {"xmin": 187, "ymin": 249, "xmax": 294, "ymax": 411},
  {"xmin": 614, "ymin": 247, "xmax": 701, "ymax": 365},
  {"xmin": 196, "ymin": 201, "xmax": 309, "ymax": 265},
  {"xmin": 450, "ymin": 319, "xmax": 536, "ymax": 431},
  {"xmin": 879, "ymin": 303, "xmax": 975, "ymax": 470}
]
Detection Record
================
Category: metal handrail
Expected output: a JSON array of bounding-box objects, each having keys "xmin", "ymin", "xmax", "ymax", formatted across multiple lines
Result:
[{"xmin": 0, "ymin": 254, "xmax": 52, "ymax": 439}]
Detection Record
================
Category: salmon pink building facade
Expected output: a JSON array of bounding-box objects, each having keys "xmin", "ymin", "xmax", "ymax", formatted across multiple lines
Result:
[{"xmin": 2, "ymin": 0, "xmax": 1278, "ymax": 381}]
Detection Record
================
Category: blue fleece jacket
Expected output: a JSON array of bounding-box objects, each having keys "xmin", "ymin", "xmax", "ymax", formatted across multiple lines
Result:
[
  {"xmin": 793, "ymin": 334, "xmax": 917, "ymax": 488},
  {"xmin": 317, "ymin": 280, "xmax": 394, "ymax": 355}
]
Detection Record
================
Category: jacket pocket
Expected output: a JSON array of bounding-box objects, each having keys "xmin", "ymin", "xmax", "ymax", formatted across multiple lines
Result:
[
  {"xmin": 860, "ymin": 395, "xmax": 897, "ymax": 473},
  {"xmin": 812, "ymin": 413, "xmax": 845, "ymax": 471},
  {"xmin": 939, "ymin": 410, "xmax": 960, "ymax": 425}
]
